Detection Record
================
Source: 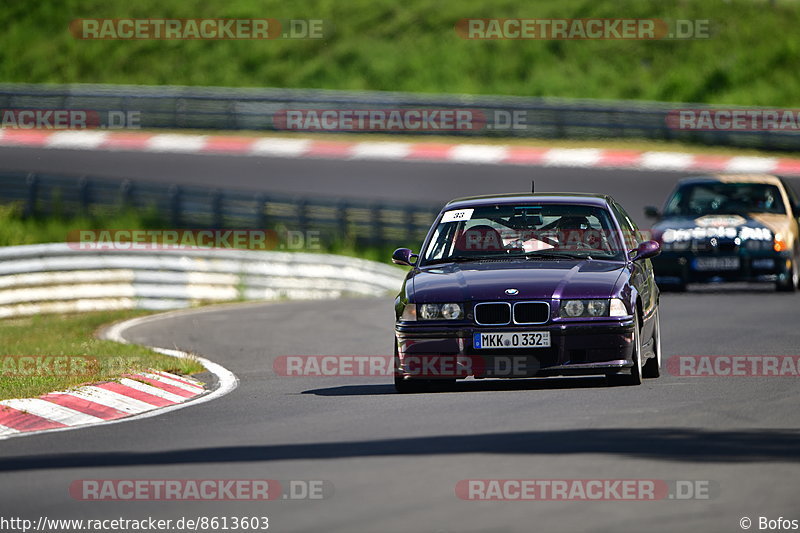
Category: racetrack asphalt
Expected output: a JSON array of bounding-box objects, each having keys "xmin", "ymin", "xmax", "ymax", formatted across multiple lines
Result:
[{"xmin": 0, "ymin": 146, "xmax": 798, "ymax": 532}]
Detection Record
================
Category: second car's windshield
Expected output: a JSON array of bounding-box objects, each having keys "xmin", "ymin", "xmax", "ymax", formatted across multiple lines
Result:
[
  {"xmin": 663, "ymin": 182, "xmax": 786, "ymax": 216},
  {"xmin": 421, "ymin": 203, "xmax": 625, "ymax": 265}
]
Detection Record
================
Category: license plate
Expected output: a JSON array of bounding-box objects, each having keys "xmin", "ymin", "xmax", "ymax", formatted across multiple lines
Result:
[
  {"xmin": 474, "ymin": 332, "xmax": 551, "ymax": 349},
  {"xmin": 693, "ymin": 257, "xmax": 741, "ymax": 271},
  {"xmin": 751, "ymin": 258, "xmax": 775, "ymax": 270}
]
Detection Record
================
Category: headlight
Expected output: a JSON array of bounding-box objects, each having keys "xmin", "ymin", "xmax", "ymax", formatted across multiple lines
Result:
[
  {"xmin": 562, "ymin": 300, "xmax": 585, "ymax": 317},
  {"xmin": 587, "ymin": 300, "xmax": 608, "ymax": 316},
  {"xmin": 419, "ymin": 303, "xmax": 441, "ymax": 320},
  {"xmin": 560, "ymin": 299, "xmax": 627, "ymax": 318},
  {"xmin": 417, "ymin": 303, "xmax": 463, "ymax": 320},
  {"xmin": 441, "ymin": 303, "xmax": 464, "ymax": 320}
]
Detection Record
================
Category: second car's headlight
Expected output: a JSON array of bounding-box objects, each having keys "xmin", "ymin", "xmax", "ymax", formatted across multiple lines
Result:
[
  {"xmin": 560, "ymin": 299, "xmax": 628, "ymax": 318},
  {"xmin": 418, "ymin": 303, "xmax": 463, "ymax": 320}
]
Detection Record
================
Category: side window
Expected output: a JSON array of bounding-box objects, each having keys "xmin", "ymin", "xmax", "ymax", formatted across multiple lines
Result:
[
  {"xmin": 781, "ymin": 179, "xmax": 800, "ymax": 217},
  {"xmin": 612, "ymin": 203, "xmax": 639, "ymax": 249}
]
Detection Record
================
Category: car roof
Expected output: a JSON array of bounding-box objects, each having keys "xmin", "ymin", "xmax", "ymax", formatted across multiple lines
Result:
[
  {"xmin": 444, "ymin": 192, "xmax": 614, "ymax": 210},
  {"xmin": 676, "ymin": 174, "xmax": 784, "ymax": 186}
]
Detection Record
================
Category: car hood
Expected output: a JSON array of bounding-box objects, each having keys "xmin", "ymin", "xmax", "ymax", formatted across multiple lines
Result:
[{"xmin": 410, "ymin": 260, "xmax": 626, "ymax": 302}]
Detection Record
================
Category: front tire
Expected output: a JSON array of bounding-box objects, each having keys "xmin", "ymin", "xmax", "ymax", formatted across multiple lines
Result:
[
  {"xmin": 609, "ymin": 310, "xmax": 643, "ymax": 386},
  {"xmin": 642, "ymin": 308, "xmax": 661, "ymax": 379},
  {"xmin": 394, "ymin": 375, "xmax": 428, "ymax": 393},
  {"xmin": 776, "ymin": 255, "xmax": 799, "ymax": 292}
]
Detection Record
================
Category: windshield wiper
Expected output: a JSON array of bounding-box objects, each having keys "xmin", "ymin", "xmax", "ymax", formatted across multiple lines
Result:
[
  {"xmin": 506, "ymin": 251, "xmax": 588, "ymax": 260},
  {"xmin": 424, "ymin": 256, "xmax": 505, "ymax": 265}
]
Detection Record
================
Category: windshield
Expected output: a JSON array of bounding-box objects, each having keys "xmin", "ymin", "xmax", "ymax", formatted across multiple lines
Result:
[
  {"xmin": 664, "ymin": 182, "xmax": 786, "ymax": 216},
  {"xmin": 421, "ymin": 203, "xmax": 625, "ymax": 265}
]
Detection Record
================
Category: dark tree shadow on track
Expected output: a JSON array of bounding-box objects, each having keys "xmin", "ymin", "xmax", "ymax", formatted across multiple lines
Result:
[
  {"xmin": 1, "ymin": 428, "xmax": 799, "ymax": 472},
  {"xmin": 302, "ymin": 376, "xmax": 608, "ymax": 396}
]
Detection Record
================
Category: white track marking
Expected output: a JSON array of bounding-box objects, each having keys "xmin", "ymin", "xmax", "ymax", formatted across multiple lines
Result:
[
  {"xmin": 117, "ymin": 378, "xmax": 189, "ymax": 403},
  {"xmin": 350, "ymin": 142, "xmax": 412, "ymax": 160},
  {"xmin": 141, "ymin": 372, "xmax": 204, "ymax": 393},
  {"xmin": 448, "ymin": 144, "xmax": 509, "ymax": 164},
  {"xmin": 146, "ymin": 134, "xmax": 208, "ymax": 152},
  {"xmin": 51, "ymin": 388, "xmax": 156, "ymax": 415},
  {"xmin": 45, "ymin": 131, "xmax": 109, "ymax": 149},
  {"xmin": 725, "ymin": 156, "xmax": 778, "ymax": 173},
  {"xmin": 543, "ymin": 148, "xmax": 603, "ymax": 167},
  {"xmin": 249, "ymin": 138, "xmax": 311, "ymax": 156},
  {"xmin": 639, "ymin": 151, "xmax": 696, "ymax": 170},
  {"xmin": 0, "ymin": 398, "xmax": 104, "ymax": 426}
]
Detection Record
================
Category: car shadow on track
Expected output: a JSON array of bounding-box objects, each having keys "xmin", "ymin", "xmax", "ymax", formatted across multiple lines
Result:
[
  {"xmin": 1, "ymin": 428, "xmax": 799, "ymax": 472},
  {"xmin": 302, "ymin": 376, "xmax": 608, "ymax": 396},
  {"xmin": 666, "ymin": 282, "xmax": 784, "ymax": 295}
]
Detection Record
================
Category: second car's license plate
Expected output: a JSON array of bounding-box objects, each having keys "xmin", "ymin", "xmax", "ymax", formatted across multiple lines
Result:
[
  {"xmin": 693, "ymin": 256, "xmax": 741, "ymax": 271},
  {"xmin": 474, "ymin": 332, "xmax": 551, "ymax": 349}
]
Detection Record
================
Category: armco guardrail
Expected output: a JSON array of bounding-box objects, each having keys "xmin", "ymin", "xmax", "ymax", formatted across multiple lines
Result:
[
  {"xmin": 0, "ymin": 171, "xmax": 441, "ymax": 248},
  {"xmin": 0, "ymin": 83, "xmax": 798, "ymax": 151},
  {"xmin": 0, "ymin": 243, "xmax": 406, "ymax": 319}
]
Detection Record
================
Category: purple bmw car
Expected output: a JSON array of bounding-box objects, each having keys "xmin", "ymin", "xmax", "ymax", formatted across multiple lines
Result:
[{"xmin": 392, "ymin": 192, "xmax": 662, "ymax": 392}]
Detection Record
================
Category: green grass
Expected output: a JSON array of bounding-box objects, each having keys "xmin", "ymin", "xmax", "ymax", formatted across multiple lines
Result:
[
  {"xmin": 0, "ymin": 310, "xmax": 205, "ymax": 400},
  {"xmin": 0, "ymin": 202, "xmax": 401, "ymax": 263},
  {"xmin": 0, "ymin": 202, "xmax": 165, "ymax": 247},
  {"xmin": 0, "ymin": 0, "xmax": 798, "ymax": 106}
]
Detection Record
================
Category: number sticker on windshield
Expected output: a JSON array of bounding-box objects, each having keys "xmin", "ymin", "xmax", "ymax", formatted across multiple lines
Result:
[{"xmin": 441, "ymin": 209, "xmax": 474, "ymax": 223}]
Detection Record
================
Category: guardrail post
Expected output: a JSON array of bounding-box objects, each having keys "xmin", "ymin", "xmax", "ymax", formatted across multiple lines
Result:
[
  {"xmin": 297, "ymin": 199, "xmax": 309, "ymax": 236},
  {"xmin": 405, "ymin": 207, "xmax": 416, "ymax": 243},
  {"xmin": 337, "ymin": 201, "xmax": 349, "ymax": 242},
  {"xmin": 371, "ymin": 204, "xmax": 384, "ymax": 245},
  {"xmin": 211, "ymin": 188, "xmax": 223, "ymax": 228},
  {"xmin": 255, "ymin": 193, "xmax": 268, "ymax": 228},
  {"xmin": 78, "ymin": 176, "xmax": 90, "ymax": 215},
  {"xmin": 119, "ymin": 179, "xmax": 133, "ymax": 208},
  {"xmin": 169, "ymin": 185, "xmax": 182, "ymax": 227},
  {"xmin": 24, "ymin": 173, "xmax": 38, "ymax": 217}
]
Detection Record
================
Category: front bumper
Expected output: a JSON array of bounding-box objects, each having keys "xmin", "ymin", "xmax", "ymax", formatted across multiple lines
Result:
[
  {"xmin": 652, "ymin": 250, "xmax": 792, "ymax": 284},
  {"xmin": 395, "ymin": 319, "xmax": 636, "ymax": 379}
]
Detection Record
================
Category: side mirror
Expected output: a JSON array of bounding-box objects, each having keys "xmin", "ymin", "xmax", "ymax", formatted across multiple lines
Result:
[
  {"xmin": 392, "ymin": 248, "xmax": 418, "ymax": 266},
  {"xmin": 644, "ymin": 206, "xmax": 661, "ymax": 219},
  {"xmin": 631, "ymin": 240, "xmax": 661, "ymax": 262}
]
